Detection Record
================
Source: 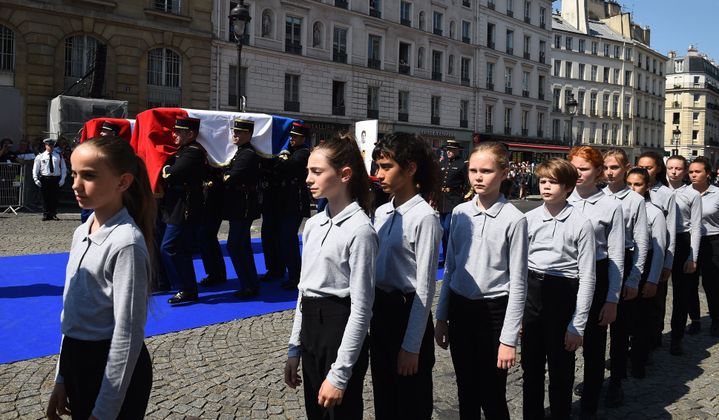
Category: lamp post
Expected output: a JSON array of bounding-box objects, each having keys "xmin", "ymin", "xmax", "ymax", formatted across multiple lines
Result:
[
  {"xmin": 565, "ymin": 92, "xmax": 579, "ymax": 146},
  {"xmin": 672, "ymin": 125, "xmax": 681, "ymax": 156},
  {"xmin": 229, "ymin": 0, "xmax": 252, "ymax": 112}
]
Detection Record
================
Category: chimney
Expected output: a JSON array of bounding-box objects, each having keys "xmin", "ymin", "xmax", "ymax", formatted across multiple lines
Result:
[{"xmin": 561, "ymin": 0, "xmax": 589, "ymax": 33}]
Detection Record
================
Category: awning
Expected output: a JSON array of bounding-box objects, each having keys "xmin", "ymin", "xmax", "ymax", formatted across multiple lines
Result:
[{"xmin": 505, "ymin": 142, "xmax": 570, "ymax": 152}]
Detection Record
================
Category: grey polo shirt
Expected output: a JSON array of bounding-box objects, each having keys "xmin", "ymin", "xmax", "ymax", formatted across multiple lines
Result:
[
  {"xmin": 436, "ymin": 195, "xmax": 528, "ymax": 347},
  {"xmin": 603, "ymin": 186, "xmax": 649, "ymax": 289},
  {"xmin": 645, "ymin": 200, "xmax": 668, "ymax": 284},
  {"xmin": 526, "ymin": 203, "xmax": 596, "ymax": 336},
  {"xmin": 568, "ymin": 189, "xmax": 625, "ymax": 303},
  {"xmin": 672, "ymin": 184, "xmax": 703, "ymax": 262},
  {"xmin": 375, "ymin": 194, "xmax": 442, "ymax": 354},
  {"xmin": 287, "ymin": 202, "xmax": 378, "ymax": 390},
  {"xmin": 698, "ymin": 184, "xmax": 719, "ymax": 236},
  {"xmin": 650, "ymin": 182, "xmax": 678, "ymax": 269},
  {"xmin": 56, "ymin": 208, "xmax": 150, "ymax": 420}
]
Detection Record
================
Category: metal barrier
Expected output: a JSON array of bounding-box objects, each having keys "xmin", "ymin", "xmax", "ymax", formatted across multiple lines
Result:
[{"xmin": 0, "ymin": 163, "xmax": 25, "ymax": 215}]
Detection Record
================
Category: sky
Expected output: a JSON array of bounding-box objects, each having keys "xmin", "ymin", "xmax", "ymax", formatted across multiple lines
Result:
[{"xmin": 555, "ymin": 0, "xmax": 718, "ymax": 61}]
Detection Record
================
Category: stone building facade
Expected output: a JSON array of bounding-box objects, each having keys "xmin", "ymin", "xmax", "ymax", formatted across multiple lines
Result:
[
  {"xmin": 665, "ymin": 47, "xmax": 719, "ymax": 165},
  {"xmin": 0, "ymin": 0, "xmax": 213, "ymax": 139}
]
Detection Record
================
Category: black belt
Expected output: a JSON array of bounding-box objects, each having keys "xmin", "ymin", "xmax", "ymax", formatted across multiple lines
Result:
[
  {"xmin": 528, "ymin": 270, "xmax": 576, "ymax": 282},
  {"xmin": 375, "ymin": 288, "xmax": 415, "ymax": 305}
]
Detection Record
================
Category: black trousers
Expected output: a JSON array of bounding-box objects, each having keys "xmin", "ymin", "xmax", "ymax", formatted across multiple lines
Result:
[
  {"xmin": 300, "ymin": 296, "xmax": 369, "ymax": 420},
  {"xmin": 522, "ymin": 271, "xmax": 579, "ymax": 420},
  {"xmin": 580, "ymin": 258, "xmax": 609, "ymax": 414},
  {"xmin": 200, "ymin": 214, "xmax": 227, "ymax": 282},
  {"xmin": 609, "ymin": 249, "xmax": 635, "ymax": 383},
  {"xmin": 670, "ymin": 233, "xmax": 699, "ymax": 341},
  {"xmin": 370, "ymin": 289, "xmax": 435, "ymax": 420},
  {"xmin": 59, "ymin": 336, "xmax": 152, "ymax": 419},
  {"xmin": 448, "ymin": 292, "xmax": 510, "ymax": 420},
  {"xmin": 629, "ymin": 251, "xmax": 655, "ymax": 371},
  {"xmin": 689, "ymin": 235, "xmax": 719, "ymax": 323},
  {"xmin": 40, "ymin": 175, "xmax": 60, "ymax": 218}
]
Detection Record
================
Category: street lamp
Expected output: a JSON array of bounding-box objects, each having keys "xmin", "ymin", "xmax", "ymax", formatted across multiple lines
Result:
[
  {"xmin": 229, "ymin": 0, "xmax": 252, "ymax": 112},
  {"xmin": 565, "ymin": 93, "xmax": 579, "ymax": 146},
  {"xmin": 672, "ymin": 125, "xmax": 681, "ymax": 156}
]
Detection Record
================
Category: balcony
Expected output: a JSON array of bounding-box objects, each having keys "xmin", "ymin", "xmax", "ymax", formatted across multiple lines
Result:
[
  {"xmin": 522, "ymin": 128, "xmax": 528, "ymax": 136},
  {"xmin": 524, "ymin": 16, "xmax": 531, "ymax": 24},
  {"xmin": 523, "ymin": 52, "xmax": 531, "ymax": 59},
  {"xmin": 434, "ymin": 28, "xmax": 443, "ymax": 36},
  {"xmin": 460, "ymin": 119, "xmax": 468, "ymax": 128},
  {"xmin": 602, "ymin": 110, "xmax": 609, "ymax": 117},
  {"xmin": 539, "ymin": 52, "xmax": 545, "ymax": 63},
  {"xmin": 285, "ymin": 43, "xmax": 302, "ymax": 55},
  {"xmin": 398, "ymin": 112, "xmax": 409, "ymax": 122},
  {"xmin": 505, "ymin": 86, "xmax": 513, "ymax": 94},
  {"xmin": 335, "ymin": 0, "xmax": 348, "ymax": 8},
  {"xmin": 504, "ymin": 126, "xmax": 512, "ymax": 135},
  {"xmin": 486, "ymin": 124, "xmax": 494, "ymax": 133},
  {"xmin": 540, "ymin": 22, "xmax": 546, "ymax": 29},
  {"xmin": 538, "ymin": 92, "xmax": 544, "ymax": 100},
  {"xmin": 522, "ymin": 90, "xmax": 529, "ymax": 97},
  {"xmin": 487, "ymin": 1, "xmax": 495, "ymax": 10},
  {"xmin": 488, "ymin": 41, "xmax": 495, "ymax": 50},
  {"xmin": 396, "ymin": 63, "xmax": 411, "ymax": 74},
  {"xmin": 431, "ymin": 116, "xmax": 441, "ymax": 125},
  {"xmin": 461, "ymin": 78, "xmax": 470, "ymax": 86},
  {"xmin": 401, "ymin": 18, "xmax": 411, "ymax": 27},
  {"xmin": 506, "ymin": 47, "xmax": 514, "ymax": 55},
  {"xmin": 486, "ymin": 82, "xmax": 494, "ymax": 91},
  {"xmin": 333, "ymin": 51, "xmax": 347, "ymax": 63},
  {"xmin": 284, "ymin": 100, "xmax": 300, "ymax": 112},
  {"xmin": 367, "ymin": 58, "xmax": 381, "ymax": 69},
  {"xmin": 463, "ymin": 36, "xmax": 471, "ymax": 44},
  {"xmin": 369, "ymin": 8, "xmax": 381, "ymax": 18},
  {"xmin": 507, "ymin": 10, "xmax": 514, "ymax": 17},
  {"xmin": 332, "ymin": 105, "xmax": 345, "ymax": 116},
  {"xmin": 367, "ymin": 109, "xmax": 379, "ymax": 119},
  {"xmin": 432, "ymin": 71, "xmax": 442, "ymax": 81}
]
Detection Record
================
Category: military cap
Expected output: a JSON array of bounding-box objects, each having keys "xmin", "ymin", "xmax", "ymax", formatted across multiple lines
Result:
[
  {"xmin": 100, "ymin": 121, "xmax": 121, "ymax": 135},
  {"xmin": 289, "ymin": 121, "xmax": 310, "ymax": 137},
  {"xmin": 233, "ymin": 118, "xmax": 255, "ymax": 132},
  {"xmin": 174, "ymin": 117, "xmax": 201, "ymax": 131},
  {"xmin": 444, "ymin": 139, "xmax": 462, "ymax": 149}
]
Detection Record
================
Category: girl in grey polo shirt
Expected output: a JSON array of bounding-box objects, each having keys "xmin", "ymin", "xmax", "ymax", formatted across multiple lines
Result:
[
  {"xmin": 284, "ymin": 136, "xmax": 378, "ymax": 419},
  {"xmin": 370, "ymin": 132, "xmax": 442, "ymax": 420},
  {"xmin": 435, "ymin": 142, "xmax": 527, "ymax": 419},
  {"xmin": 47, "ymin": 137, "xmax": 154, "ymax": 420}
]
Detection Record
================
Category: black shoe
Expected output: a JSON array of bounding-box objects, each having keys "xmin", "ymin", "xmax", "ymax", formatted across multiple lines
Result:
[
  {"xmin": 280, "ymin": 280, "xmax": 299, "ymax": 291},
  {"xmin": 711, "ymin": 322, "xmax": 719, "ymax": 337},
  {"xmin": 687, "ymin": 320, "xmax": 701, "ymax": 335},
  {"xmin": 573, "ymin": 382, "xmax": 584, "ymax": 397},
  {"xmin": 234, "ymin": 287, "xmax": 259, "ymax": 300},
  {"xmin": 631, "ymin": 364, "xmax": 646, "ymax": 379},
  {"xmin": 52, "ymin": 216, "xmax": 60, "ymax": 221},
  {"xmin": 168, "ymin": 291, "xmax": 198, "ymax": 304},
  {"xmin": 42, "ymin": 216, "xmax": 51, "ymax": 221},
  {"xmin": 260, "ymin": 271, "xmax": 283, "ymax": 282},
  {"xmin": 605, "ymin": 382, "xmax": 624, "ymax": 408},
  {"xmin": 199, "ymin": 276, "xmax": 227, "ymax": 287},
  {"xmin": 670, "ymin": 340, "xmax": 684, "ymax": 356}
]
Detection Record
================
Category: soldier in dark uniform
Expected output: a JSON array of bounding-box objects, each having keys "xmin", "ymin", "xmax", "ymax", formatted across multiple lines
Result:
[
  {"xmin": 262, "ymin": 121, "xmax": 311, "ymax": 291},
  {"xmin": 223, "ymin": 118, "xmax": 262, "ymax": 299},
  {"xmin": 438, "ymin": 139, "xmax": 468, "ymax": 265},
  {"xmin": 100, "ymin": 121, "xmax": 120, "ymax": 136},
  {"xmin": 198, "ymin": 164, "xmax": 227, "ymax": 287},
  {"xmin": 160, "ymin": 117, "xmax": 207, "ymax": 305}
]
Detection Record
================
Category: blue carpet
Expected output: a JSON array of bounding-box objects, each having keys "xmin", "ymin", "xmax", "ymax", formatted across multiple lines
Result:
[{"xmin": 0, "ymin": 239, "xmax": 445, "ymax": 364}]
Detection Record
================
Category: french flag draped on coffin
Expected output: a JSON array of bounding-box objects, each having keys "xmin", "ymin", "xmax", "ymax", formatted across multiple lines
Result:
[{"xmin": 130, "ymin": 108, "xmax": 297, "ymax": 191}]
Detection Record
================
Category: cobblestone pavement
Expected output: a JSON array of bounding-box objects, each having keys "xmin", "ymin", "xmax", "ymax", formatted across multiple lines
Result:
[{"xmin": 2, "ymin": 206, "xmax": 719, "ymax": 419}]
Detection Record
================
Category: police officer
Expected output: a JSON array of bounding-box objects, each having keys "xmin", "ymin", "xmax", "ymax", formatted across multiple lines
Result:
[
  {"xmin": 160, "ymin": 117, "xmax": 207, "ymax": 305},
  {"xmin": 438, "ymin": 139, "xmax": 468, "ymax": 265},
  {"xmin": 223, "ymin": 118, "xmax": 262, "ymax": 299},
  {"xmin": 32, "ymin": 138, "xmax": 67, "ymax": 221},
  {"xmin": 262, "ymin": 121, "xmax": 311, "ymax": 291}
]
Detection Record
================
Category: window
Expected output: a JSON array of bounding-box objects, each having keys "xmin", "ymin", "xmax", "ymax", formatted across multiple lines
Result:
[
  {"xmin": 523, "ymin": 35, "xmax": 531, "ymax": 58},
  {"xmin": 432, "ymin": 50, "xmax": 442, "ymax": 81},
  {"xmin": 590, "ymin": 123, "xmax": 597, "ymax": 143},
  {"xmin": 504, "ymin": 108, "xmax": 512, "ymax": 134},
  {"xmin": 462, "ymin": 21, "xmax": 471, "ymax": 43},
  {"xmin": 521, "ymin": 109, "xmax": 529, "ymax": 134},
  {"xmin": 431, "ymin": 95, "xmax": 441, "ymax": 124},
  {"xmin": 485, "ymin": 105, "xmax": 494, "ymax": 132},
  {"xmin": 506, "ymin": 0, "xmax": 514, "ymax": 16},
  {"xmin": 590, "ymin": 92, "xmax": 597, "ymax": 115},
  {"xmin": 417, "ymin": 47, "xmax": 424, "ymax": 68},
  {"xmin": 578, "ymin": 63, "xmax": 585, "ymax": 80},
  {"xmin": 603, "ymin": 43, "xmax": 610, "ymax": 56},
  {"xmin": 486, "ymin": 62, "xmax": 494, "ymax": 89},
  {"xmin": 460, "ymin": 100, "xmax": 469, "ymax": 127},
  {"xmin": 553, "ymin": 60, "xmax": 561, "ymax": 77},
  {"xmin": 0, "ymin": 25, "xmax": 14, "ymax": 86},
  {"xmin": 602, "ymin": 94, "xmax": 609, "ymax": 116},
  {"xmin": 367, "ymin": 86, "xmax": 379, "ymax": 118},
  {"xmin": 624, "ymin": 96, "xmax": 631, "ymax": 117},
  {"xmin": 611, "ymin": 124, "xmax": 618, "ymax": 144},
  {"xmin": 692, "ymin": 130, "xmax": 699, "ymax": 142},
  {"xmin": 577, "ymin": 121, "xmax": 584, "ymax": 143},
  {"xmin": 565, "ymin": 36, "xmax": 573, "ymax": 51},
  {"xmin": 565, "ymin": 61, "xmax": 572, "ymax": 78},
  {"xmin": 398, "ymin": 90, "xmax": 409, "ymax": 121},
  {"xmin": 448, "ymin": 54, "xmax": 454, "ymax": 75},
  {"xmin": 537, "ymin": 112, "xmax": 544, "ymax": 136},
  {"xmin": 367, "ymin": 35, "xmax": 382, "ymax": 69},
  {"xmin": 538, "ymin": 75, "xmax": 545, "ymax": 99},
  {"xmin": 333, "ymin": 27, "xmax": 348, "ymax": 63},
  {"xmin": 312, "ymin": 22, "xmax": 323, "ymax": 48},
  {"xmin": 524, "ymin": 1, "xmax": 531, "ymax": 23},
  {"xmin": 419, "ymin": 11, "xmax": 425, "ymax": 30},
  {"xmin": 487, "ymin": 23, "xmax": 496, "ymax": 49},
  {"xmin": 539, "ymin": 40, "xmax": 546, "ymax": 63},
  {"xmin": 400, "ymin": 1, "xmax": 412, "ymax": 26},
  {"xmin": 285, "ymin": 16, "xmax": 303, "ymax": 54},
  {"xmin": 554, "ymin": 34, "xmax": 561, "ymax": 48},
  {"xmin": 261, "ymin": 9, "xmax": 274, "ymax": 38},
  {"xmin": 624, "ymin": 70, "xmax": 632, "ymax": 87},
  {"xmin": 578, "ymin": 39, "xmax": 585, "ymax": 53},
  {"xmin": 461, "ymin": 57, "xmax": 471, "ymax": 85},
  {"xmin": 613, "ymin": 68, "xmax": 619, "ymax": 84},
  {"xmin": 433, "ymin": 11, "xmax": 443, "ymax": 36},
  {"xmin": 591, "ymin": 41, "xmax": 598, "ymax": 55},
  {"xmin": 612, "ymin": 95, "xmax": 619, "ymax": 117},
  {"xmin": 504, "ymin": 67, "xmax": 513, "ymax": 94},
  {"xmin": 506, "ymin": 30, "xmax": 514, "ymax": 55},
  {"xmin": 398, "ymin": 42, "xmax": 411, "ymax": 74},
  {"xmin": 603, "ymin": 67, "xmax": 609, "ymax": 83},
  {"xmin": 65, "ymin": 35, "xmax": 101, "ymax": 94},
  {"xmin": 522, "ymin": 71, "xmax": 530, "ymax": 96},
  {"xmin": 693, "ymin": 112, "xmax": 700, "ymax": 123},
  {"xmin": 624, "ymin": 47, "xmax": 632, "ymax": 61},
  {"xmin": 539, "ymin": 6, "xmax": 546, "ymax": 28},
  {"xmin": 154, "ymin": 0, "xmax": 181, "ymax": 13},
  {"xmin": 332, "ymin": 81, "xmax": 345, "ymax": 115},
  {"xmin": 553, "ymin": 87, "xmax": 561, "ymax": 111},
  {"xmin": 284, "ymin": 73, "xmax": 300, "ymax": 111},
  {"xmin": 577, "ymin": 91, "xmax": 585, "ymax": 114},
  {"xmin": 552, "ymin": 119, "xmax": 560, "ymax": 140},
  {"xmin": 694, "ymin": 94, "xmax": 701, "ymax": 103},
  {"xmin": 624, "ymin": 125, "xmax": 630, "ymax": 145},
  {"xmin": 228, "ymin": 65, "xmax": 246, "ymax": 107},
  {"xmin": 369, "ymin": 0, "xmax": 381, "ymax": 18},
  {"xmin": 147, "ymin": 48, "xmax": 181, "ymax": 107},
  {"xmin": 591, "ymin": 65, "xmax": 597, "ymax": 81},
  {"xmin": 601, "ymin": 123, "xmax": 608, "ymax": 144},
  {"xmin": 614, "ymin": 45, "xmax": 620, "ymax": 58}
]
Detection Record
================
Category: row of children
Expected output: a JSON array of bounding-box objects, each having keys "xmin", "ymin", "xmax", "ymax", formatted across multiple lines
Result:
[{"xmin": 284, "ymin": 135, "xmax": 719, "ymax": 420}]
